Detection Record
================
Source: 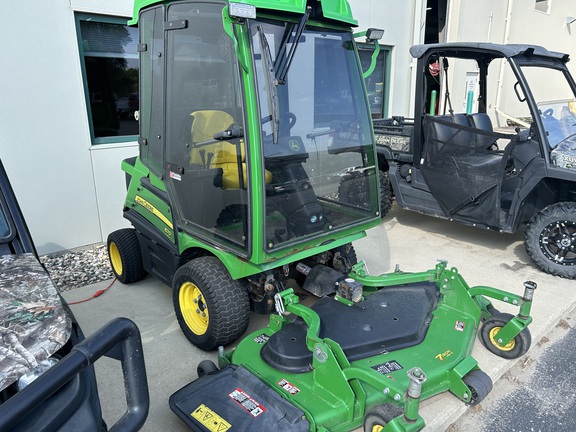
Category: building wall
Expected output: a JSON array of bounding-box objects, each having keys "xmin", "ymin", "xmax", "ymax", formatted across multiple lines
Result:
[
  {"xmin": 0, "ymin": 0, "xmax": 574, "ymax": 254},
  {"xmin": 0, "ymin": 0, "xmax": 136, "ymax": 254}
]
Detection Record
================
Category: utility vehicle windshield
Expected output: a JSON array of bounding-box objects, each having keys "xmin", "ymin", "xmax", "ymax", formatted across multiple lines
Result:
[
  {"xmin": 521, "ymin": 66, "xmax": 576, "ymax": 170},
  {"xmin": 250, "ymin": 19, "xmax": 378, "ymax": 249}
]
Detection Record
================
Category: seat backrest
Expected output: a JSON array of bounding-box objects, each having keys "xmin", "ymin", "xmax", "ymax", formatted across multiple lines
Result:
[
  {"xmin": 190, "ymin": 110, "xmax": 234, "ymax": 143},
  {"xmin": 468, "ymin": 113, "xmax": 493, "ymax": 133}
]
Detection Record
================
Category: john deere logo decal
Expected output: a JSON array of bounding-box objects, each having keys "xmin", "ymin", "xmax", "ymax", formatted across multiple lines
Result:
[{"xmin": 288, "ymin": 139, "xmax": 301, "ymax": 152}]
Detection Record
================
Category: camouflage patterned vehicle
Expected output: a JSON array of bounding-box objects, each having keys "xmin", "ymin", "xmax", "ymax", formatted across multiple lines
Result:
[{"xmin": 0, "ymin": 159, "xmax": 148, "ymax": 432}]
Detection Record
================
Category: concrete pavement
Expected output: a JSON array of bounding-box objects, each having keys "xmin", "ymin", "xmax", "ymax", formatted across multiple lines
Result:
[{"xmin": 62, "ymin": 206, "xmax": 576, "ymax": 431}]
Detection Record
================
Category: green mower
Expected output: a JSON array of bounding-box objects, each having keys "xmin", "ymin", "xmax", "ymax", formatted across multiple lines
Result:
[{"xmin": 109, "ymin": 0, "xmax": 385, "ymax": 350}]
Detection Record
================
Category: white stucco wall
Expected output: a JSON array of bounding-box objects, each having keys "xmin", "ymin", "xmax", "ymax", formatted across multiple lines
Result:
[
  {"xmin": 351, "ymin": 0, "xmax": 426, "ymax": 117},
  {"xmin": 0, "ymin": 0, "xmax": 136, "ymax": 254}
]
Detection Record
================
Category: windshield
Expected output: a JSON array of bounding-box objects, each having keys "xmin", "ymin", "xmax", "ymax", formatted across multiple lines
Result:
[
  {"xmin": 521, "ymin": 66, "xmax": 576, "ymax": 149},
  {"xmin": 250, "ymin": 20, "xmax": 378, "ymax": 249}
]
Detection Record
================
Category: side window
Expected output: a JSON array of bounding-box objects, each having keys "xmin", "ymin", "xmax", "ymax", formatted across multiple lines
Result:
[
  {"xmin": 535, "ymin": 0, "xmax": 551, "ymax": 13},
  {"xmin": 139, "ymin": 7, "xmax": 165, "ymax": 176},
  {"xmin": 76, "ymin": 14, "xmax": 139, "ymax": 144},
  {"xmin": 358, "ymin": 44, "xmax": 390, "ymax": 119}
]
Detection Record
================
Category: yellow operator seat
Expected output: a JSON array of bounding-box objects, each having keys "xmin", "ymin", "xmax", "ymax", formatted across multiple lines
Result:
[{"xmin": 189, "ymin": 110, "xmax": 271, "ymax": 189}]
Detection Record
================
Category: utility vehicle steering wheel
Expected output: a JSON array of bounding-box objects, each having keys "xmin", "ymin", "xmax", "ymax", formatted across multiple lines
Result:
[{"xmin": 542, "ymin": 108, "xmax": 554, "ymax": 117}]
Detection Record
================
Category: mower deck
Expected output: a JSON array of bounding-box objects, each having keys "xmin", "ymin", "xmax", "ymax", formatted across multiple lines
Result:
[{"xmin": 170, "ymin": 262, "xmax": 535, "ymax": 431}]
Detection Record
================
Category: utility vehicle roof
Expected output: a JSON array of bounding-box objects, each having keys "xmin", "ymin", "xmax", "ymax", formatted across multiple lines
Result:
[
  {"xmin": 410, "ymin": 42, "xmax": 570, "ymax": 63},
  {"xmin": 129, "ymin": 0, "xmax": 357, "ymax": 26}
]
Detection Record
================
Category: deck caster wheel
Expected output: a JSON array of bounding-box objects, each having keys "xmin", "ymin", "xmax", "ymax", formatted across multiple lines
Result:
[
  {"xmin": 363, "ymin": 403, "xmax": 404, "ymax": 432},
  {"xmin": 197, "ymin": 360, "xmax": 218, "ymax": 378},
  {"xmin": 480, "ymin": 312, "xmax": 531, "ymax": 359},
  {"xmin": 463, "ymin": 369, "xmax": 493, "ymax": 405},
  {"xmin": 107, "ymin": 228, "xmax": 147, "ymax": 284},
  {"xmin": 173, "ymin": 257, "xmax": 250, "ymax": 351}
]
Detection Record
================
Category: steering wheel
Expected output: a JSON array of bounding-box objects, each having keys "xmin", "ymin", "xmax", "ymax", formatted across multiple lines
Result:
[
  {"xmin": 261, "ymin": 112, "xmax": 297, "ymax": 131},
  {"xmin": 542, "ymin": 108, "xmax": 554, "ymax": 117}
]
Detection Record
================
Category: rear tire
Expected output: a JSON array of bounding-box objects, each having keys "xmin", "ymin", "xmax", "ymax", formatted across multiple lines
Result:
[
  {"xmin": 173, "ymin": 257, "xmax": 250, "ymax": 351},
  {"xmin": 107, "ymin": 228, "xmax": 147, "ymax": 284},
  {"xmin": 524, "ymin": 202, "xmax": 576, "ymax": 279}
]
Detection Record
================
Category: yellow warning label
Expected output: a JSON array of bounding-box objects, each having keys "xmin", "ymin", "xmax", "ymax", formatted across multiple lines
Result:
[
  {"xmin": 135, "ymin": 195, "xmax": 173, "ymax": 229},
  {"xmin": 191, "ymin": 404, "xmax": 231, "ymax": 432}
]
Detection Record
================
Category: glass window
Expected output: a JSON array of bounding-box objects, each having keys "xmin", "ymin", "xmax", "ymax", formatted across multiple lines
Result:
[
  {"xmin": 358, "ymin": 44, "xmax": 390, "ymax": 119},
  {"xmin": 0, "ymin": 205, "xmax": 11, "ymax": 240},
  {"xmin": 535, "ymin": 0, "xmax": 551, "ymax": 13},
  {"xmin": 77, "ymin": 15, "xmax": 139, "ymax": 144}
]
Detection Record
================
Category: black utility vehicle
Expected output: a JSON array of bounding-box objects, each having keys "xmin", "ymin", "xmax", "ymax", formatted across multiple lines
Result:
[
  {"xmin": 372, "ymin": 43, "xmax": 576, "ymax": 279},
  {"xmin": 0, "ymin": 159, "xmax": 148, "ymax": 432}
]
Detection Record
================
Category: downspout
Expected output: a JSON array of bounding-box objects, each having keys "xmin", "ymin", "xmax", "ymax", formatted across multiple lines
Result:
[{"xmin": 494, "ymin": 0, "xmax": 514, "ymax": 127}]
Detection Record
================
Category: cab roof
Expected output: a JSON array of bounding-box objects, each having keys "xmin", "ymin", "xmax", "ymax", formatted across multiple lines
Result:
[{"xmin": 129, "ymin": 0, "xmax": 357, "ymax": 26}]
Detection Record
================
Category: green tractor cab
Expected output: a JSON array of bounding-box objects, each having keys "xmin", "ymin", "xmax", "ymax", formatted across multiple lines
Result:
[{"xmin": 109, "ymin": 0, "xmax": 383, "ymax": 350}]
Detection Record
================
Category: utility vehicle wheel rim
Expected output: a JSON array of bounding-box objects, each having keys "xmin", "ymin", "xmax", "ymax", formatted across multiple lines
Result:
[
  {"xmin": 109, "ymin": 242, "xmax": 123, "ymax": 275},
  {"xmin": 488, "ymin": 326, "xmax": 515, "ymax": 351},
  {"xmin": 539, "ymin": 220, "xmax": 576, "ymax": 266},
  {"xmin": 372, "ymin": 426, "xmax": 384, "ymax": 432},
  {"xmin": 179, "ymin": 282, "xmax": 209, "ymax": 335}
]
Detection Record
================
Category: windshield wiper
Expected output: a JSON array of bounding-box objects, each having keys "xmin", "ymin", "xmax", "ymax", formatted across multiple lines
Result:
[
  {"xmin": 274, "ymin": 6, "xmax": 310, "ymax": 85},
  {"xmin": 258, "ymin": 25, "xmax": 280, "ymax": 144}
]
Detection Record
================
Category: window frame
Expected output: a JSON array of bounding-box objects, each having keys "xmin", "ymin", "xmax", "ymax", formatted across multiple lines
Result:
[
  {"xmin": 357, "ymin": 43, "xmax": 392, "ymax": 119},
  {"xmin": 75, "ymin": 13, "xmax": 139, "ymax": 146}
]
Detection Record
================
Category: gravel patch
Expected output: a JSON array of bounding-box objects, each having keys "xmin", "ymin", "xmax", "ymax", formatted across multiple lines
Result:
[{"xmin": 40, "ymin": 243, "xmax": 114, "ymax": 292}]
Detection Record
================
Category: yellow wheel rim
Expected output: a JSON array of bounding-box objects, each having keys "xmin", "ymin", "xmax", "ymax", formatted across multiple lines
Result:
[
  {"xmin": 179, "ymin": 282, "xmax": 209, "ymax": 335},
  {"xmin": 109, "ymin": 242, "xmax": 123, "ymax": 276},
  {"xmin": 372, "ymin": 426, "xmax": 384, "ymax": 432},
  {"xmin": 489, "ymin": 326, "xmax": 515, "ymax": 351}
]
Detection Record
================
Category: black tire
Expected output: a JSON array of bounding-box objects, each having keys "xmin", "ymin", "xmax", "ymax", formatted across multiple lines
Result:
[
  {"xmin": 524, "ymin": 202, "xmax": 576, "ymax": 279},
  {"xmin": 363, "ymin": 403, "xmax": 404, "ymax": 431},
  {"xmin": 480, "ymin": 313, "xmax": 531, "ymax": 359},
  {"xmin": 379, "ymin": 170, "xmax": 393, "ymax": 217},
  {"xmin": 107, "ymin": 228, "xmax": 147, "ymax": 284},
  {"xmin": 338, "ymin": 170, "xmax": 392, "ymax": 216},
  {"xmin": 216, "ymin": 204, "xmax": 247, "ymax": 228},
  {"xmin": 330, "ymin": 243, "xmax": 358, "ymax": 274},
  {"xmin": 197, "ymin": 360, "xmax": 218, "ymax": 378},
  {"xmin": 462, "ymin": 369, "xmax": 493, "ymax": 406},
  {"xmin": 172, "ymin": 257, "xmax": 250, "ymax": 351}
]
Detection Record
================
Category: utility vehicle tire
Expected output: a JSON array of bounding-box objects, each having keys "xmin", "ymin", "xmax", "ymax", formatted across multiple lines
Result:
[
  {"xmin": 480, "ymin": 313, "xmax": 531, "ymax": 359},
  {"xmin": 462, "ymin": 369, "xmax": 493, "ymax": 406},
  {"xmin": 215, "ymin": 204, "xmax": 247, "ymax": 228},
  {"xmin": 337, "ymin": 170, "xmax": 392, "ymax": 217},
  {"xmin": 524, "ymin": 202, "xmax": 576, "ymax": 279},
  {"xmin": 173, "ymin": 257, "xmax": 250, "ymax": 351},
  {"xmin": 107, "ymin": 228, "xmax": 147, "ymax": 284},
  {"xmin": 197, "ymin": 360, "xmax": 218, "ymax": 378},
  {"xmin": 363, "ymin": 403, "xmax": 404, "ymax": 431},
  {"xmin": 379, "ymin": 170, "xmax": 393, "ymax": 217}
]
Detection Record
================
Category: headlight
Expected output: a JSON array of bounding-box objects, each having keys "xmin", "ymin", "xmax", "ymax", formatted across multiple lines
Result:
[{"xmin": 17, "ymin": 357, "xmax": 59, "ymax": 391}]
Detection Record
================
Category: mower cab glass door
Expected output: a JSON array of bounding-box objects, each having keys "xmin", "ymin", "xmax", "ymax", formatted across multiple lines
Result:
[
  {"xmin": 250, "ymin": 20, "xmax": 378, "ymax": 250},
  {"xmin": 161, "ymin": 3, "xmax": 249, "ymax": 251}
]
